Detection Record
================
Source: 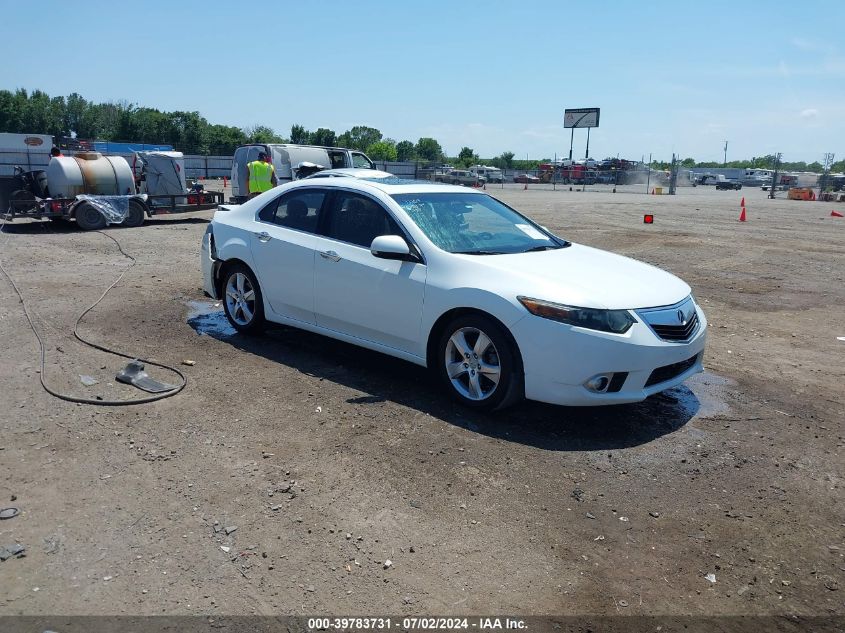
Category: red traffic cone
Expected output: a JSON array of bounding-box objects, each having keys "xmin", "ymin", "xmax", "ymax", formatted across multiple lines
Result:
[
  {"xmin": 740, "ymin": 196, "xmax": 745, "ymax": 207},
  {"xmin": 739, "ymin": 207, "xmax": 747, "ymax": 222},
  {"xmin": 651, "ymin": 188, "xmax": 655, "ymax": 195},
  {"xmin": 831, "ymin": 210, "xmax": 844, "ymax": 217}
]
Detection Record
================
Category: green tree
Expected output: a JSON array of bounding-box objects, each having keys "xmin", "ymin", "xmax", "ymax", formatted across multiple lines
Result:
[
  {"xmin": 415, "ymin": 137, "xmax": 443, "ymax": 162},
  {"xmin": 806, "ymin": 161, "xmax": 823, "ymax": 172},
  {"xmin": 290, "ymin": 123, "xmax": 310, "ymax": 144},
  {"xmin": 366, "ymin": 140, "xmax": 397, "ymax": 161},
  {"xmin": 244, "ymin": 125, "xmax": 284, "ymax": 144},
  {"xmin": 338, "ymin": 125, "xmax": 382, "ymax": 151},
  {"xmin": 395, "ymin": 140, "xmax": 415, "ymax": 162},
  {"xmin": 458, "ymin": 146, "xmax": 477, "ymax": 167},
  {"xmin": 681, "ymin": 157, "xmax": 696, "ymax": 168},
  {"xmin": 309, "ymin": 127, "xmax": 337, "ymax": 146},
  {"xmin": 499, "ymin": 151, "xmax": 515, "ymax": 168}
]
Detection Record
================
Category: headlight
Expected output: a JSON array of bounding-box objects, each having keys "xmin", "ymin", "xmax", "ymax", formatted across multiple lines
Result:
[{"xmin": 517, "ymin": 296, "xmax": 637, "ymax": 334}]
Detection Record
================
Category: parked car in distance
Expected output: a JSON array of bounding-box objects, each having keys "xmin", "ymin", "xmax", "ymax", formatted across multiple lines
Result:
[
  {"xmin": 201, "ymin": 179, "xmax": 707, "ymax": 410},
  {"xmin": 513, "ymin": 174, "xmax": 540, "ymax": 184},
  {"xmin": 447, "ymin": 169, "xmax": 485, "ymax": 187},
  {"xmin": 715, "ymin": 178, "xmax": 742, "ymax": 190}
]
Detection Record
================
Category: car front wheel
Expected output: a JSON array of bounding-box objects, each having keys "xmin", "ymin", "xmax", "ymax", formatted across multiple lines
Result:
[
  {"xmin": 222, "ymin": 264, "xmax": 265, "ymax": 334},
  {"xmin": 437, "ymin": 314, "xmax": 522, "ymax": 410}
]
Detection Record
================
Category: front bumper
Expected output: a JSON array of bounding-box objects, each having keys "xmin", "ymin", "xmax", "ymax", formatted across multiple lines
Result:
[{"xmin": 511, "ymin": 304, "xmax": 708, "ymax": 407}]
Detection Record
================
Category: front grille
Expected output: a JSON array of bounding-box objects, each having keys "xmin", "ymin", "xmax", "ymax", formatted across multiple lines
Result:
[
  {"xmin": 650, "ymin": 312, "xmax": 699, "ymax": 342},
  {"xmin": 645, "ymin": 354, "xmax": 699, "ymax": 388}
]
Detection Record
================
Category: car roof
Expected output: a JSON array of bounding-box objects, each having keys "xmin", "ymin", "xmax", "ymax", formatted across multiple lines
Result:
[
  {"xmin": 288, "ymin": 177, "xmax": 479, "ymax": 195},
  {"xmin": 306, "ymin": 168, "xmax": 394, "ymax": 179}
]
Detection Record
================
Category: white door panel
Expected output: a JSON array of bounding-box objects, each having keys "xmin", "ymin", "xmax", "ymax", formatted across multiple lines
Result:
[
  {"xmin": 250, "ymin": 226, "xmax": 316, "ymax": 324},
  {"xmin": 313, "ymin": 238, "xmax": 426, "ymax": 355}
]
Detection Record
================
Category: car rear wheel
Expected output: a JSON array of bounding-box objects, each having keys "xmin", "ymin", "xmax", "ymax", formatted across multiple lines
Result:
[
  {"xmin": 437, "ymin": 314, "xmax": 522, "ymax": 410},
  {"xmin": 222, "ymin": 264, "xmax": 265, "ymax": 334}
]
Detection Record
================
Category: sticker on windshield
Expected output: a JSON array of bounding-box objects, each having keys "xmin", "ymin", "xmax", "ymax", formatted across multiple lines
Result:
[{"xmin": 515, "ymin": 224, "xmax": 546, "ymax": 240}]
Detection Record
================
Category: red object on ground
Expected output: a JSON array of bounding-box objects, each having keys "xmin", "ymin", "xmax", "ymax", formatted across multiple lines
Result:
[
  {"xmin": 739, "ymin": 208, "xmax": 747, "ymax": 222},
  {"xmin": 643, "ymin": 214, "xmax": 654, "ymax": 224},
  {"xmin": 831, "ymin": 210, "xmax": 844, "ymax": 217},
  {"xmin": 740, "ymin": 196, "xmax": 745, "ymax": 207},
  {"xmin": 651, "ymin": 188, "xmax": 655, "ymax": 195}
]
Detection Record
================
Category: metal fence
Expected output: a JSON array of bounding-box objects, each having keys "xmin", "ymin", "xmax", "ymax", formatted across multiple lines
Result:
[{"xmin": 0, "ymin": 150, "xmax": 676, "ymax": 194}]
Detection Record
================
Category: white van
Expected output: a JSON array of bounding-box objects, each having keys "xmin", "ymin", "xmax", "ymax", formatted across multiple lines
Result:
[
  {"xmin": 469, "ymin": 165, "xmax": 504, "ymax": 183},
  {"xmin": 231, "ymin": 144, "xmax": 375, "ymax": 202}
]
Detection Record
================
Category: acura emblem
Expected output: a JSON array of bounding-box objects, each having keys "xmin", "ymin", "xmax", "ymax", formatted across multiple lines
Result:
[{"xmin": 677, "ymin": 309, "xmax": 686, "ymax": 324}]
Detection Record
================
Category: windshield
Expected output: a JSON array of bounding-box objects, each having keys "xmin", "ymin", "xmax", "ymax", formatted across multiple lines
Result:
[{"xmin": 391, "ymin": 192, "xmax": 567, "ymax": 254}]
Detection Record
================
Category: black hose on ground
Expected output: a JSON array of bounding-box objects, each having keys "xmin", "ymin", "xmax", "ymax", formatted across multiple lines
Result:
[{"xmin": 0, "ymin": 222, "xmax": 187, "ymax": 406}]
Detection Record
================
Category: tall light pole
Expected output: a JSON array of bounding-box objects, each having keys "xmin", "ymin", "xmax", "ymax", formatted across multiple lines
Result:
[{"xmin": 723, "ymin": 141, "xmax": 729, "ymax": 167}]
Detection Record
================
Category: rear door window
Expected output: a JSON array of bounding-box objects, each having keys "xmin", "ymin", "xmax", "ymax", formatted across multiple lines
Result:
[{"xmin": 258, "ymin": 189, "xmax": 326, "ymax": 233}]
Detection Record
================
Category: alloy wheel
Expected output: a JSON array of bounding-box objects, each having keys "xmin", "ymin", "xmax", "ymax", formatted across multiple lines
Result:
[{"xmin": 444, "ymin": 326, "xmax": 501, "ymax": 401}]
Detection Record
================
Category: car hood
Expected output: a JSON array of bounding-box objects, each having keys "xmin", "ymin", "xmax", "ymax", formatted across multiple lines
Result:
[{"xmin": 454, "ymin": 243, "xmax": 691, "ymax": 310}]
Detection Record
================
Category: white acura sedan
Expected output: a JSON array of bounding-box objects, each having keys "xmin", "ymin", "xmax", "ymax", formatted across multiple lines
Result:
[{"xmin": 201, "ymin": 178, "xmax": 706, "ymax": 410}]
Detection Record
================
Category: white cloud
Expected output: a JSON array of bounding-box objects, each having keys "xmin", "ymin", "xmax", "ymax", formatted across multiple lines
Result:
[{"xmin": 800, "ymin": 108, "xmax": 819, "ymax": 120}]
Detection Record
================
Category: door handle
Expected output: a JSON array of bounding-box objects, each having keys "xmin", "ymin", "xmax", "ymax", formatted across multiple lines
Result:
[
  {"xmin": 254, "ymin": 231, "xmax": 271, "ymax": 243},
  {"xmin": 319, "ymin": 250, "xmax": 341, "ymax": 262}
]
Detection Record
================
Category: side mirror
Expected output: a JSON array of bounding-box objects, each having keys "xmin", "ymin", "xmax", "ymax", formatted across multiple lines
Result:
[{"xmin": 370, "ymin": 235, "xmax": 418, "ymax": 262}]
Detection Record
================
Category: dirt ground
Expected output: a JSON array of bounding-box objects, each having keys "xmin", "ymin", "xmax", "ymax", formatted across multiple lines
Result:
[{"xmin": 0, "ymin": 184, "xmax": 843, "ymax": 623}]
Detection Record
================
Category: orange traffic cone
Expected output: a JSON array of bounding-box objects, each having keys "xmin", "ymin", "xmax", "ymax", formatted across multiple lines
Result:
[
  {"xmin": 831, "ymin": 210, "xmax": 844, "ymax": 217},
  {"xmin": 740, "ymin": 196, "xmax": 745, "ymax": 207},
  {"xmin": 223, "ymin": 176, "xmax": 228, "ymax": 187},
  {"xmin": 739, "ymin": 207, "xmax": 747, "ymax": 222}
]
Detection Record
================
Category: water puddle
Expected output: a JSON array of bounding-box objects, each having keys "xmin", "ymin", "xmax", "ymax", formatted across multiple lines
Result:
[
  {"xmin": 186, "ymin": 299, "xmax": 236, "ymax": 338},
  {"xmin": 662, "ymin": 371, "xmax": 733, "ymax": 418}
]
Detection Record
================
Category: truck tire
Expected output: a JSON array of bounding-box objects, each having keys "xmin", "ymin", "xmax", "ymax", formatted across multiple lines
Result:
[
  {"xmin": 74, "ymin": 202, "xmax": 107, "ymax": 231},
  {"xmin": 121, "ymin": 200, "xmax": 146, "ymax": 227}
]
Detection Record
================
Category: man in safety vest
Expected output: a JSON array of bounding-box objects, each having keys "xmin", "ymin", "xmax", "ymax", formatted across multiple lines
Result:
[{"xmin": 246, "ymin": 151, "xmax": 277, "ymax": 197}]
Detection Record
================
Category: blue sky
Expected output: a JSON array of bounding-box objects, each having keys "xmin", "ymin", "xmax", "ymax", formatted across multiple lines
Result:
[{"xmin": 3, "ymin": 1, "xmax": 843, "ymax": 162}]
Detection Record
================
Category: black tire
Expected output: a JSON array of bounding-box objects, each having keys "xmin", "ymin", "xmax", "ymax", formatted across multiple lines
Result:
[
  {"xmin": 436, "ymin": 313, "xmax": 523, "ymax": 410},
  {"xmin": 74, "ymin": 202, "xmax": 107, "ymax": 231},
  {"xmin": 221, "ymin": 263, "xmax": 265, "ymax": 334},
  {"xmin": 121, "ymin": 200, "xmax": 146, "ymax": 227}
]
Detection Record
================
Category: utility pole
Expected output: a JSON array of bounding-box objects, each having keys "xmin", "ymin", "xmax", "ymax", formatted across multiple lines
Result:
[
  {"xmin": 820, "ymin": 152, "xmax": 835, "ymax": 193},
  {"xmin": 769, "ymin": 152, "xmax": 782, "ymax": 199},
  {"xmin": 723, "ymin": 141, "xmax": 729, "ymax": 167}
]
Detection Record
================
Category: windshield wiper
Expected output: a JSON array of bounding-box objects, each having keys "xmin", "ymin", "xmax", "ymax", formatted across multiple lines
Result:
[
  {"xmin": 521, "ymin": 244, "xmax": 560, "ymax": 253},
  {"xmin": 453, "ymin": 250, "xmax": 506, "ymax": 255}
]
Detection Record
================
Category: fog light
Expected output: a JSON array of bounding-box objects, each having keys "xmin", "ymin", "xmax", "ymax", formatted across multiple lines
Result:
[{"xmin": 585, "ymin": 374, "xmax": 612, "ymax": 393}]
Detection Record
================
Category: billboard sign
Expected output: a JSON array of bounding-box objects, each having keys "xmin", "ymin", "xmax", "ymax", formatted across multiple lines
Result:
[{"xmin": 564, "ymin": 108, "xmax": 600, "ymax": 129}]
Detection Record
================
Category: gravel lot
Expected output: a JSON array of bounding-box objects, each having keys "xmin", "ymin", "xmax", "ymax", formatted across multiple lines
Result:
[{"xmin": 0, "ymin": 184, "xmax": 843, "ymax": 621}]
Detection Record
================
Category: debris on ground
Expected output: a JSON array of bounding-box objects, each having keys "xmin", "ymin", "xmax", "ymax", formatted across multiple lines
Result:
[
  {"xmin": 0, "ymin": 544, "xmax": 26, "ymax": 561},
  {"xmin": 383, "ymin": 559, "xmax": 393, "ymax": 569},
  {"xmin": 224, "ymin": 525, "xmax": 238, "ymax": 535},
  {"xmin": 705, "ymin": 573, "xmax": 717, "ymax": 583},
  {"xmin": 181, "ymin": 360, "xmax": 196, "ymax": 366},
  {"xmin": 0, "ymin": 507, "xmax": 19, "ymax": 520},
  {"xmin": 79, "ymin": 375, "xmax": 99, "ymax": 387}
]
